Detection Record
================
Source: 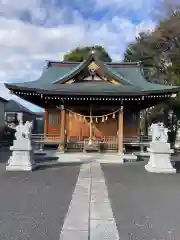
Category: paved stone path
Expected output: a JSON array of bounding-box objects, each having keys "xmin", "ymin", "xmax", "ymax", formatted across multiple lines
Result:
[{"xmin": 60, "ymin": 162, "xmax": 119, "ymax": 240}]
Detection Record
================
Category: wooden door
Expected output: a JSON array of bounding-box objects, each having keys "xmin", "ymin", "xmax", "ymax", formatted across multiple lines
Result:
[{"xmin": 47, "ymin": 110, "xmax": 61, "ymax": 136}]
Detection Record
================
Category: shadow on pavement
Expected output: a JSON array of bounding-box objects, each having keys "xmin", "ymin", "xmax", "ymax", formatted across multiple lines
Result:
[
  {"xmin": 35, "ymin": 156, "xmax": 59, "ymax": 162},
  {"xmin": 35, "ymin": 162, "xmax": 82, "ymax": 171},
  {"xmin": 171, "ymin": 154, "xmax": 180, "ymax": 173},
  {"xmin": 173, "ymin": 161, "xmax": 180, "ymax": 173},
  {"xmin": 0, "ymin": 147, "xmax": 83, "ymax": 171},
  {"xmin": 0, "ymin": 148, "xmax": 11, "ymax": 163}
]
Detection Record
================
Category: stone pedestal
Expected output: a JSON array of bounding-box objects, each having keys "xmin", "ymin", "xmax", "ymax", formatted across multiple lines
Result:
[
  {"xmin": 83, "ymin": 143, "xmax": 100, "ymax": 153},
  {"xmin": 6, "ymin": 139, "xmax": 36, "ymax": 171},
  {"xmin": 145, "ymin": 142, "xmax": 176, "ymax": 174},
  {"xmin": 123, "ymin": 153, "xmax": 137, "ymax": 163}
]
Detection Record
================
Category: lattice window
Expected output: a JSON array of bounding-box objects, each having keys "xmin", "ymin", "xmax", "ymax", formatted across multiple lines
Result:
[{"xmin": 48, "ymin": 112, "xmax": 60, "ymax": 125}]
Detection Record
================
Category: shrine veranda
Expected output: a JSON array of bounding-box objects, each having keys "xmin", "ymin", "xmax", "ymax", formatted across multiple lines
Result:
[{"xmin": 5, "ymin": 51, "xmax": 180, "ymax": 152}]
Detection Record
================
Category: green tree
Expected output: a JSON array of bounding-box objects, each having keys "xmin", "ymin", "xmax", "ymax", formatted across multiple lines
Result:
[
  {"xmin": 124, "ymin": 4, "xmax": 180, "ymax": 140},
  {"xmin": 63, "ymin": 45, "xmax": 112, "ymax": 62},
  {"xmin": 124, "ymin": 6, "xmax": 180, "ymax": 85}
]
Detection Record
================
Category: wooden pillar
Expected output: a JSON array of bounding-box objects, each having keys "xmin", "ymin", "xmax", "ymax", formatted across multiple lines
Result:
[
  {"xmin": 44, "ymin": 110, "xmax": 48, "ymax": 136},
  {"xmin": 60, "ymin": 108, "xmax": 66, "ymax": 142},
  {"xmin": 118, "ymin": 106, "xmax": 123, "ymax": 153},
  {"xmin": 59, "ymin": 107, "xmax": 66, "ymax": 152}
]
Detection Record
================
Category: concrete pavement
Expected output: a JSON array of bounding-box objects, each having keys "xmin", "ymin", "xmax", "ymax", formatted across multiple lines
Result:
[
  {"xmin": 0, "ymin": 162, "xmax": 80, "ymax": 240},
  {"xmin": 1, "ymin": 148, "xmax": 180, "ymax": 239},
  {"xmin": 103, "ymin": 161, "xmax": 180, "ymax": 239}
]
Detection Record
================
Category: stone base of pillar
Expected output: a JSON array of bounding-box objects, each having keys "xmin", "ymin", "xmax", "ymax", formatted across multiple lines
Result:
[
  {"xmin": 58, "ymin": 143, "xmax": 65, "ymax": 153},
  {"xmin": 84, "ymin": 143, "xmax": 100, "ymax": 153},
  {"xmin": 145, "ymin": 142, "xmax": 176, "ymax": 174},
  {"xmin": 6, "ymin": 140, "xmax": 36, "ymax": 171}
]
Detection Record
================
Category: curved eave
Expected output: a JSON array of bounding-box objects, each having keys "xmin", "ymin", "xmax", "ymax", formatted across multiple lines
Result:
[
  {"xmin": 33, "ymin": 88, "xmax": 180, "ymax": 96},
  {"xmin": 6, "ymin": 83, "xmax": 180, "ymax": 97},
  {"xmin": 5, "ymin": 83, "xmax": 38, "ymax": 92}
]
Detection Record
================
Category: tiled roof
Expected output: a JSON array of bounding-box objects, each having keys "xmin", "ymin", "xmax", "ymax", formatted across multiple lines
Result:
[{"xmin": 5, "ymin": 52, "xmax": 180, "ymax": 96}]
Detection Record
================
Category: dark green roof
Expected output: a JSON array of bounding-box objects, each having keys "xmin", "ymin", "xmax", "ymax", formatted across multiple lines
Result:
[
  {"xmin": 5, "ymin": 100, "xmax": 36, "ymax": 114},
  {"xmin": 5, "ymin": 51, "xmax": 180, "ymax": 96}
]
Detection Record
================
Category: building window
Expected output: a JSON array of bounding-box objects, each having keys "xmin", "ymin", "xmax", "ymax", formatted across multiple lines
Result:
[{"xmin": 5, "ymin": 112, "xmax": 18, "ymax": 124}]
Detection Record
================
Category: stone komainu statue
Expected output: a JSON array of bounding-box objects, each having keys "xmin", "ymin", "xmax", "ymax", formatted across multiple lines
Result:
[
  {"xmin": 150, "ymin": 122, "xmax": 168, "ymax": 143},
  {"xmin": 15, "ymin": 121, "xmax": 33, "ymax": 140}
]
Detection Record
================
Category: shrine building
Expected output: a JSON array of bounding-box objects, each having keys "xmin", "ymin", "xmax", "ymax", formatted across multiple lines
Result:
[{"xmin": 5, "ymin": 51, "xmax": 180, "ymax": 152}]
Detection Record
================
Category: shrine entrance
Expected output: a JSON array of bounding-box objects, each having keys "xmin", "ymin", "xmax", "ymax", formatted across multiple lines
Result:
[
  {"xmin": 62, "ymin": 104, "xmax": 123, "ymax": 152},
  {"xmin": 66, "ymin": 105, "xmax": 119, "ymax": 140}
]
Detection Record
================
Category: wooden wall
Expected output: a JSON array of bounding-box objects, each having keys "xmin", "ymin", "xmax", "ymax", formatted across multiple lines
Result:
[
  {"xmin": 45, "ymin": 108, "xmax": 140, "ymax": 138},
  {"xmin": 68, "ymin": 113, "xmax": 89, "ymax": 137},
  {"xmin": 93, "ymin": 118, "xmax": 118, "ymax": 137}
]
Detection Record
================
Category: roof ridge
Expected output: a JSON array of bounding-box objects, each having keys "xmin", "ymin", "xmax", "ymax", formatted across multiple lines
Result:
[{"xmin": 49, "ymin": 60, "xmax": 140, "ymax": 65}]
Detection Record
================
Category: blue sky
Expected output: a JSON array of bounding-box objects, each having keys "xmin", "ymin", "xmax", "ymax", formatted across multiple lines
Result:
[{"xmin": 0, "ymin": 0, "xmax": 164, "ymax": 112}]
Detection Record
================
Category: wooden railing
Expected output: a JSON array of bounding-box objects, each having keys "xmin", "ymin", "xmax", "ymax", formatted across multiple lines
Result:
[
  {"xmin": 124, "ymin": 136, "xmax": 152, "ymax": 145},
  {"xmin": 31, "ymin": 134, "xmax": 152, "ymax": 151},
  {"xmin": 32, "ymin": 134, "xmax": 61, "ymax": 143}
]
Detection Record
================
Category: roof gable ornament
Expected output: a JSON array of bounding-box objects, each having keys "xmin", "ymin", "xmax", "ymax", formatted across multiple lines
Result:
[{"xmin": 88, "ymin": 61, "xmax": 99, "ymax": 75}]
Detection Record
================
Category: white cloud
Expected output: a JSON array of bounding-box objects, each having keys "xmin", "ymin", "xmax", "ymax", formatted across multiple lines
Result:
[
  {"xmin": 0, "ymin": 0, "xmax": 157, "ymax": 112},
  {"xmin": 94, "ymin": 0, "xmax": 148, "ymax": 11},
  {"xmin": 0, "ymin": 0, "xmax": 46, "ymax": 22}
]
